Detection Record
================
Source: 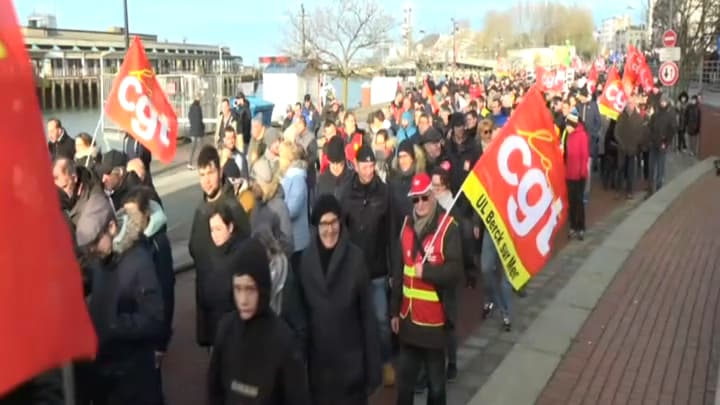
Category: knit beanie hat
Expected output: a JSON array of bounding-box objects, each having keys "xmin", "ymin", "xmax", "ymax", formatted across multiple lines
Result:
[
  {"xmin": 325, "ymin": 136, "xmax": 346, "ymax": 163},
  {"xmin": 397, "ymin": 139, "xmax": 415, "ymax": 159},
  {"xmin": 311, "ymin": 194, "xmax": 343, "ymax": 227}
]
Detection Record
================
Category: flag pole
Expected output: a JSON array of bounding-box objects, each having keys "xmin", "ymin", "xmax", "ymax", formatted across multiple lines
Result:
[
  {"xmin": 85, "ymin": 115, "xmax": 103, "ymax": 167},
  {"xmin": 420, "ymin": 187, "xmax": 465, "ymax": 264},
  {"xmin": 61, "ymin": 363, "xmax": 76, "ymax": 405}
]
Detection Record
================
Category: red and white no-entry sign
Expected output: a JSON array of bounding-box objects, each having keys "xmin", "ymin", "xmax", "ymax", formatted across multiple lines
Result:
[
  {"xmin": 659, "ymin": 61, "xmax": 679, "ymax": 86},
  {"xmin": 663, "ymin": 29, "xmax": 677, "ymax": 47}
]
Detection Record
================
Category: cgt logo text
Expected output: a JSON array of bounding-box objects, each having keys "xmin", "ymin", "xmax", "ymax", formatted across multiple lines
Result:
[
  {"xmin": 117, "ymin": 73, "xmax": 171, "ymax": 147},
  {"xmin": 495, "ymin": 133, "xmax": 563, "ymax": 257}
]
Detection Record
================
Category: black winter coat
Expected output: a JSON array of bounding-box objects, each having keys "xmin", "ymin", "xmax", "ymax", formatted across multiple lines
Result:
[
  {"xmin": 208, "ymin": 312, "xmax": 311, "ymax": 405},
  {"xmin": 649, "ymin": 106, "xmax": 677, "ymax": 148},
  {"xmin": 189, "ymin": 186, "xmax": 251, "ymax": 346},
  {"xmin": 48, "ymin": 132, "xmax": 75, "ymax": 160},
  {"xmin": 340, "ymin": 174, "xmax": 392, "ymax": 279},
  {"xmin": 685, "ymin": 103, "xmax": 701, "ymax": 135},
  {"xmin": 189, "ymin": 100, "xmax": 205, "ymax": 138},
  {"xmin": 199, "ymin": 234, "xmax": 249, "ymax": 345},
  {"xmin": 314, "ymin": 167, "xmax": 352, "ymax": 203},
  {"xmin": 283, "ymin": 232, "xmax": 381, "ymax": 402},
  {"xmin": 86, "ymin": 237, "xmax": 165, "ymax": 404}
]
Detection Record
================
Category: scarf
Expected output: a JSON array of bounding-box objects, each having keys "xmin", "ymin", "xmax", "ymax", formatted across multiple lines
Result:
[{"xmin": 413, "ymin": 204, "xmax": 437, "ymax": 236}]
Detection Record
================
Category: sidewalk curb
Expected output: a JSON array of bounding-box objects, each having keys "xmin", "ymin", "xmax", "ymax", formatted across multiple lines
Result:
[{"xmin": 467, "ymin": 157, "xmax": 717, "ymax": 405}]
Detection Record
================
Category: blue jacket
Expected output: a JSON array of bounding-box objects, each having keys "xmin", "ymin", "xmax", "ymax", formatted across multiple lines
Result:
[
  {"xmin": 578, "ymin": 101, "xmax": 602, "ymax": 158},
  {"xmin": 395, "ymin": 111, "xmax": 418, "ymax": 155},
  {"xmin": 281, "ymin": 164, "xmax": 310, "ymax": 253}
]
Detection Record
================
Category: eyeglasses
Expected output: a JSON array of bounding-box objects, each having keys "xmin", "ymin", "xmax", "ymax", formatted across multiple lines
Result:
[{"xmin": 412, "ymin": 195, "xmax": 430, "ymax": 204}]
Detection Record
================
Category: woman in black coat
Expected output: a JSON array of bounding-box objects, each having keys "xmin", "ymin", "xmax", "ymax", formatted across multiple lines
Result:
[
  {"xmin": 284, "ymin": 195, "xmax": 381, "ymax": 405},
  {"xmin": 201, "ymin": 204, "xmax": 248, "ymax": 347}
]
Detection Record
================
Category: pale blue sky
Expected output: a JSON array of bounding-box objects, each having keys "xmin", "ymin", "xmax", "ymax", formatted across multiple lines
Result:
[{"xmin": 16, "ymin": 0, "xmax": 643, "ymax": 63}]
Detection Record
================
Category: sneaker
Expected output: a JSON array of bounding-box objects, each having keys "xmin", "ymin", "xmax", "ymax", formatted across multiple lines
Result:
[
  {"xmin": 187, "ymin": 164, "xmax": 196, "ymax": 170},
  {"xmin": 482, "ymin": 302, "xmax": 494, "ymax": 319},
  {"xmin": 578, "ymin": 231, "xmax": 585, "ymax": 241},
  {"xmin": 568, "ymin": 229, "xmax": 576, "ymax": 239},
  {"xmin": 502, "ymin": 316, "xmax": 512, "ymax": 332},
  {"xmin": 447, "ymin": 363, "xmax": 458, "ymax": 383},
  {"xmin": 382, "ymin": 363, "xmax": 396, "ymax": 387}
]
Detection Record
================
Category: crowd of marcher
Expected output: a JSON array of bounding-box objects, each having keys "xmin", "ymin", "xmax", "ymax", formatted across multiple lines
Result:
[{"xmin": 9, "ymin": 64, "xmax": 701, "ymax": 405}]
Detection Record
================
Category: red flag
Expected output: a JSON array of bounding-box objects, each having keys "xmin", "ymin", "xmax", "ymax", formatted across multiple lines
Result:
[
  {"xmin": 598, "ymin": 67, "xmax": 627, "ymax": 120},
  {"xmin": 587, "ymin": 65, "xmax": 599, "ymax": 94},
  {"xmin": 105, "ymin": 36, "xmax": 178, "ymax": 163},
  {"xmin": 461, "ymin": 86, "xmax": 567, "ymax": 290},
  {"xmin": 0, "ymin": 0, "xmax": 97, "ymax": 395}
]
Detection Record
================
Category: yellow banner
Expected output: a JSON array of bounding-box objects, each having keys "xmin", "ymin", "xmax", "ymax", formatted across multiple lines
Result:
[
  {"xmin": 598, "ymin": 102, "xmax": 619, "ymax": 120},
  {"xmin": 462, "ymin": 172, "xmax": 532, "ymax": 290}
]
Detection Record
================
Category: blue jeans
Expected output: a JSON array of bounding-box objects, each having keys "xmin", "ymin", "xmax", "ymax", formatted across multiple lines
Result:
[
  {"xmin": 371, "ymin": 277, "xmax": 391, "ymax": 363},
  {"xmin": 649, "ymin": 147, "xmax": 667, "ymax": 192},
  {"xmin": 480, "ymin": 229, "xmax": 512, "ymax": 318}
]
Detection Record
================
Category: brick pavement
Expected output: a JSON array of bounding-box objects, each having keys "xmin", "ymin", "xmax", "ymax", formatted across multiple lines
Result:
[{"xmin": 537, "ymin": 171, "xmax": 720, "ymax": 405}]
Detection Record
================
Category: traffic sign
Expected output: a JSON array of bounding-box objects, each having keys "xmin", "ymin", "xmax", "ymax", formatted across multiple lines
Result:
[
  {"xmin": 659, "ymin": 61, "xmax": 679, "ymax": 86},
  {"xmin": 658, "ymin": 47, "xmax": 681, "ymax": 62},
  {"xmin": 663, "ymin": 29, "xmax": 677, "ymax": 47}
]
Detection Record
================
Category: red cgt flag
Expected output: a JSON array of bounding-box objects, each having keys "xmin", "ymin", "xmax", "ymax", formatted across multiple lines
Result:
[
  {"xmin": 461, "ymin": 86, "xmax": 567, "ymax": 290},
  {"xmin": 105, "ymin": 36, "xmax": 178, "ymax": 163},
  {"xmin": 0, "ymin": 0, "xmax": 97, "ymax": 395},
  {"xmin": 598, "ymin": 67, "xmax": 627, "ymax": 120}
]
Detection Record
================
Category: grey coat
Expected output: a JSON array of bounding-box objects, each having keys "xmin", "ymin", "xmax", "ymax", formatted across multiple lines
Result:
[{"xmin": 250, "ymin": 185, "xmax": 294, "ymax": 257}]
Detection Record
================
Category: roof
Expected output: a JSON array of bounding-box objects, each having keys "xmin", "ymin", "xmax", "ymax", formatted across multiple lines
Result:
[{"xmin": 264, "ymin": 62, "xmax": 315, "ymax": 75}]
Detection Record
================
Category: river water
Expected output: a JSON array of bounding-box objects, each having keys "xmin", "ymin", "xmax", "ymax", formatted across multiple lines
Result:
[{"xmin": 45, "ymin": 77, "xmax": 366, "ymax": 141}]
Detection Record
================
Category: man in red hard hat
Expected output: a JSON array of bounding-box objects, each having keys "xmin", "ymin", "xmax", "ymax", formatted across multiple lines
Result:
[{"xmin": 391, "ymin": 172, "xmax": 462, "ymax": 405}]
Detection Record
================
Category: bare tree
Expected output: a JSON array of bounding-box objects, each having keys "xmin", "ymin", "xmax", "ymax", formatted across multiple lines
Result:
[
  {"xmin": 282, "ymin": 1, "xmax": 394, "ymax": 106},
  {"xmin": 651, "ymin": 0, "xmax": 720, "ymax": 88},
  {"xmin": 477, "ymin": 2, "xmax": 597, "ymax": 57}
]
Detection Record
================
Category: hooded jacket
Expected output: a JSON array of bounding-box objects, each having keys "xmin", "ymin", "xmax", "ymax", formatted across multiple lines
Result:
[
  {"xmin": 207, "ymin": 238, "xmax": 311, "ymax": 405},
  {"xmin": 395, "ymin": 111, "xmax": 418, "ymax": 148},
  {"xmin": 88, "ymin": 205, "xmax": 164, "ymax": 379}
]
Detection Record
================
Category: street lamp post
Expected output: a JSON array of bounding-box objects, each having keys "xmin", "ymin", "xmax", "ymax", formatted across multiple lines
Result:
[
  {"xmin": 123, "ymin": 0, "xmax": 130, "ymax": 49},
  {"xmin": 451, "ymin": 18, "xmax": 458, "ymax": 70}
]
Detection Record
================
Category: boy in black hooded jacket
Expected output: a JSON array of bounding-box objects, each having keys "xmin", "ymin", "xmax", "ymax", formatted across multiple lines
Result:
[{"xmin": 207, "ymin": 238, "xmax": 311, "ymax": 405}]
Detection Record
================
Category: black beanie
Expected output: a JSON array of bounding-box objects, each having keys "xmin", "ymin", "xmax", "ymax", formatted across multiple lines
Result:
[
  {"xmin": 230, "ymin": 237, "xmax": 271, "ymax": 316},
  {"xmin": 356, "ymin": 145, "xmax": 376, "ymax": 163},
  {"xmin": 325, "ymin": 136, "xmax": 345, "ymax": 163},
  {"xmin": 397, "ymin": 139, "xmax": 415, "ymax": 159},
  {"xmin": 311, "ymin": 194, "xmax": 343, "ymax": 227}
]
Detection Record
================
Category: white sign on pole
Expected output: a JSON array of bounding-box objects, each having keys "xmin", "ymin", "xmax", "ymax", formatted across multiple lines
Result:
[
  {"xmin": 658, "ymin": 47, "xmax": 681, "ymax": 62},
  {"xmin": 659, "ymin": 61, "xmax": 680, "ymax": 87}
]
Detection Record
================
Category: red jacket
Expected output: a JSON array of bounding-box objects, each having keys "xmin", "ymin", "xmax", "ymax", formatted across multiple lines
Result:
[{"xmin": 565, "ymin": 123, "xmax": 590, "ymax": 180}]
